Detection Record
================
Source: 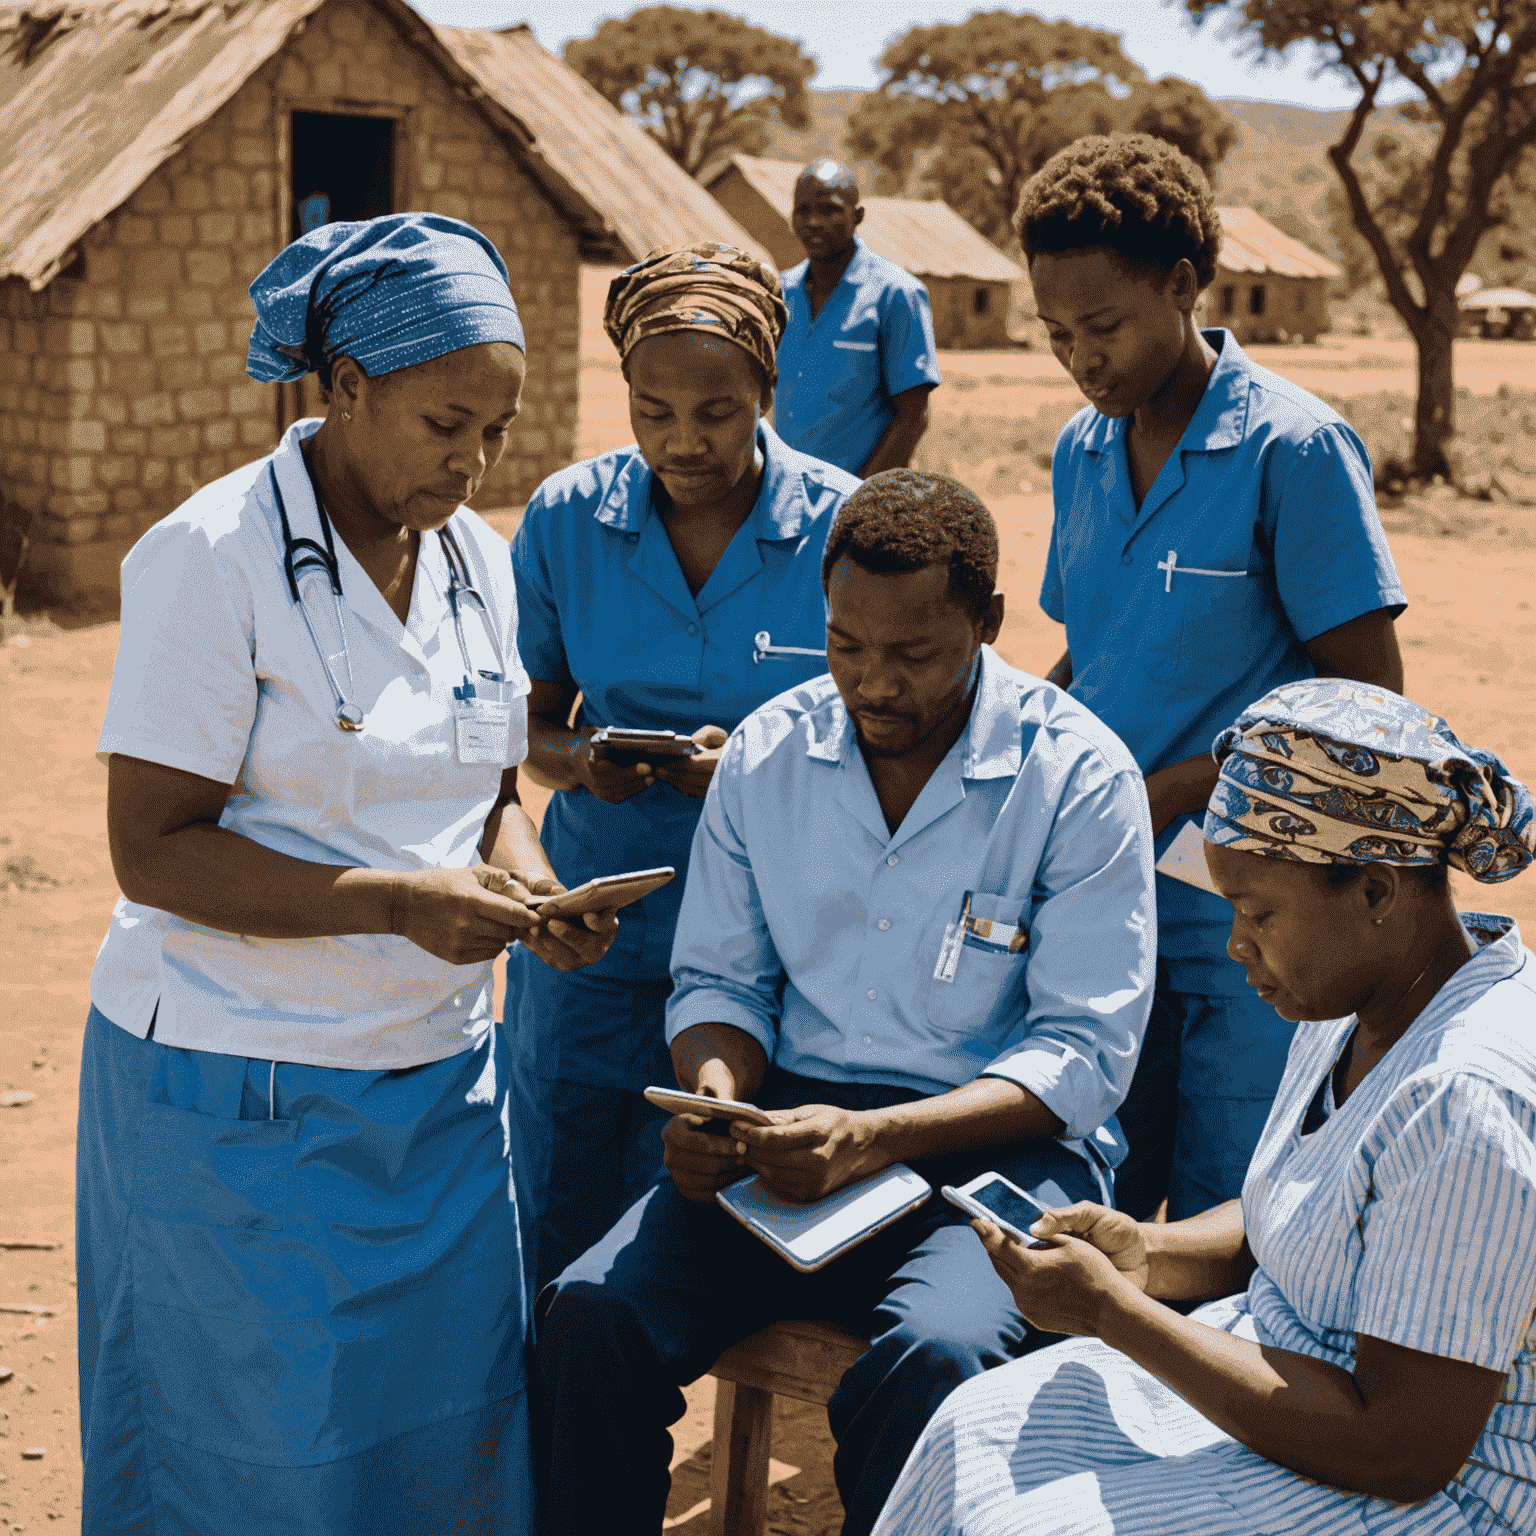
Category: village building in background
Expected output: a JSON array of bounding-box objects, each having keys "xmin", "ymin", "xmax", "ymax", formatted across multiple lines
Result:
[
  {"xmin": 1205, "ymin": 206, "xmax": 1339, "ymax": 345},
  {"xmin": 705, "ymin": 153, "xmax": 1025, "ymax": 349},
  {"xmin": 0, "ymin": 0, "xmax": 767, "ymax": 603}
]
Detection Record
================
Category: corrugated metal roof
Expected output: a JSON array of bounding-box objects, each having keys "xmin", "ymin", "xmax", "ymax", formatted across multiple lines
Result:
[
  {"xmin": 1458, "ymin": 286, "xmax": 1536, "ymax": 310},
  {"xmin": 712, "ymin": 154, "xmax": 1024, "ymax": 284},
  {"xmin": 0, "ymin": 0, "xmax": 768, "ymax": 289},
  {"xmin": 1215, "ymin": 206, "xmax": 1340, "ymax": 280},
  {"xmin": 428, "ymin": 25, "xmax": 771, "ymax": 266}
]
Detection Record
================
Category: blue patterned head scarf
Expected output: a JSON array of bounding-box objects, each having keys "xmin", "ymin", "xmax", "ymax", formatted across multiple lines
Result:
[
  {"xmin": 246, "ymin": 213, "xmax": 524, "ymax": 387},
  {"xmin": 1204, "ymin": 679, "xmax": 1536, "ymax": 883}
]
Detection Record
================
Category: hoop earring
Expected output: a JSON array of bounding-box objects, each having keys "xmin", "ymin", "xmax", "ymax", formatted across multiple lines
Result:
[{"xmin": 341, "ymin": 411, "xmax": 352, "ymax": 422}]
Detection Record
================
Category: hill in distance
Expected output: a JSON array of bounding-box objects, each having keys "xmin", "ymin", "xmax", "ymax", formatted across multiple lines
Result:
[{"xmin": 760, "ymin": 90, "xmax": 1414, "ymax": 270}]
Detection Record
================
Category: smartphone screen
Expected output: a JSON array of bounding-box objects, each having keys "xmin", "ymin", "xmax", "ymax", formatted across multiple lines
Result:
[{"xmin": 967, "ymin": 1176, "xmax": 1049, "ymax": 1235}]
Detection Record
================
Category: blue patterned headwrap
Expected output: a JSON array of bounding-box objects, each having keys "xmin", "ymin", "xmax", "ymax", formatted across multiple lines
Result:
[
  {"xmin": 245, "ymin": 213, "xmax": 524, "ymax": 386},
  {"xmin": 1204, "ymin": 679, "xmax": 1536, "ymax": 883}
]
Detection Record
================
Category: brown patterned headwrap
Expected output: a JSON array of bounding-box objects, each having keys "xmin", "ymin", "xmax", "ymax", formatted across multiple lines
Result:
[{"xmin": 603, "ymin": 242, "xmax": 786, "ymax": 386}]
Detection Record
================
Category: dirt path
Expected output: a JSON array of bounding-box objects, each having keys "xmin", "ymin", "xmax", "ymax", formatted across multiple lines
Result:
[{"xmin": 4, "ymin": 499, "xmax": 1530, "ymax": 1532}]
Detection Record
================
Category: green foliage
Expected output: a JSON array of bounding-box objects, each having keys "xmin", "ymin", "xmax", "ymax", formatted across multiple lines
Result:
[
  {"xmin": 1186, "ymin": 2, "xmax": 1536, "ymax": 478},
  {"xmin": 563, "ymin": 7, "xmax": 816, "ymax": 179},
  {"xmin": 846, "ymin": 11, "xmax": 1236, "ymax": 245}
]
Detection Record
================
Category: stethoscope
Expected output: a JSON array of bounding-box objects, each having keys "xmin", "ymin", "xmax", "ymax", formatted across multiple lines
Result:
[{"xmin": 269, "ymin": 457, "xmax": 507, "ymax": 732}]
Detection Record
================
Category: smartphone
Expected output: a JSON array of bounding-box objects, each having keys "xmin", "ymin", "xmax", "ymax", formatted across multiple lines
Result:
[
  {"xmin": 591, "ymin": 728, "xmax": 698, "ymax": 766},
  {"xmin": 942, "ymin": 1172, "xmax": 1058, "ymax": 1247},
  {"xmin": 642, "ymin": 1086, "xmax": 776, "ymax": 1127},
  {"xmin": 524, "ymin": 866, "xmax": 675, "ymax": 919}
]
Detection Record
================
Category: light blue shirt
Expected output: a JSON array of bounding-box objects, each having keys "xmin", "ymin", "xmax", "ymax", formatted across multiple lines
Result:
[
  {"xmin": 666, "ymin": 646, "xmax": 1156, "ymax": 1147},
  {"xmin": 512, "ymin": 421, "xmax": 859, "ymax": 985},
  {"xmin": 1041, "ymin": 330, "xmax": 1406, "ymax": 993},
  {"xmin": 775, "ymin": 238, "xmax": 942, "ymax": 474}
]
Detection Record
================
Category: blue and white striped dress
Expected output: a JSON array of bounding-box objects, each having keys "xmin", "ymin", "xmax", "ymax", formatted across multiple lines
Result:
[{"xmin": 871, "ymin": 915, "xmax": 1536, "ymax": 1536}]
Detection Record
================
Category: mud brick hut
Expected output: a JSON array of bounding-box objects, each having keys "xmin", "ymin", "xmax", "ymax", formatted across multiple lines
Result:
[
  {"xmin": 705, "ymin": 154, "xmax": 1025, "ymax": 349},
  {"xmin": 1208, "ymin": 206, "xmax": 1340, "ymax": 345},
  {"xmin": 0, "ymin": 0, "xmax": 767, "ymax": 603}
]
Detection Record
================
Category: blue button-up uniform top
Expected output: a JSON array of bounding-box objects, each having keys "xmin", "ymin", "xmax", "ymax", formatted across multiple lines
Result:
[
  {"xmin": 775, "ymin": 238, "xmax": 942, "ymax": 474},
  {"xmin": 512, "ymin": 422, "xmax": 859, "ymax": 982},
  {"xmin": 666, "ymin": 647, "xmax": 1156, "ymax": 1153},
  {"xmin": 1041, "ymin": 329, "xmax": 1406, "ymax": 991}
]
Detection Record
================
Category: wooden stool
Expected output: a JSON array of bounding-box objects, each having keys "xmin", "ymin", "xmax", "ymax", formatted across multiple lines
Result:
[{"xmin": 706, "ymin": 1319, "xmax": 869, "ymax": 1536}]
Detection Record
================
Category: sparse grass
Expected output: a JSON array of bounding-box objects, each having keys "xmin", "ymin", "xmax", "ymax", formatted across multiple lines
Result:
[
  {"xmin": 1314, "ymin": 386, "xmax": 1536, "ymax": 503},
  {"xmin": 916, "ymin": 377, "xmax": 1536, "ymax": 543},
  {"xmin": 913, "ymin": 398, "xmax": 1085, "ymax": 502}
]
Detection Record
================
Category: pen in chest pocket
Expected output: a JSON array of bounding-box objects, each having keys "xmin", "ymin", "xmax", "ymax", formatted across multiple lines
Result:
[
  {"xmin": 934, "ymin": 892, "xmax": 1028, "ymax": 984},
  {"xmin": 933, "ymin": 892, "xmax": 972, "ymax": 985}
]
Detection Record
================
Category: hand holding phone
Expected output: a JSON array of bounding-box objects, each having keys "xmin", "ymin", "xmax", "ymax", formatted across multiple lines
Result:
[
  {"xmin": 942, "ymin": 1173, "xmax": 1059, "ymax": 1248},
  {"xmin": 525, "ymin": 867, "xmax": 674, "ymax": 920},
  {"xmin": 643, "ymin": 1086, "xmax": 775, "ymax": 1127},
  {"xmin": 592, "ymin": 728, "xmax": 699, "ymax": 767}
]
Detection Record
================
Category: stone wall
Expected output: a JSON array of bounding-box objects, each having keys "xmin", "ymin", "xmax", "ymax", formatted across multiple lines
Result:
[{"xmin": 0, "ymin": 0, "xmax": 581, "ymax": 604}]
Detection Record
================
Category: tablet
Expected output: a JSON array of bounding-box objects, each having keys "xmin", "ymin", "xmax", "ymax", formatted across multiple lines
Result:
[
  {"xmin": 525, "ymin": 866, "xmax": 675, "ymax": 919},
  {"xmin": 716, "ymin": 1165, "xmax": 932, "ymax": 1273},
  {"xmin": 641, "ymin": 1087, "xmax": 776, "ymax": 1127}
]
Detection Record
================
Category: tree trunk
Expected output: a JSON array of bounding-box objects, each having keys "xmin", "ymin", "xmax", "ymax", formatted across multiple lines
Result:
[{"xmin": 1412, "ymin": 298, "xmax": 1458, "ymax": 483}]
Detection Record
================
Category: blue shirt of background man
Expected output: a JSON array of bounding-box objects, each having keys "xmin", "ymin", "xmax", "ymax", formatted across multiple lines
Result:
[
  {"xmin": 666, "ymin": 646, "xmax": 1156, "ymax": 1174},
  {"xmin": 1041, "ymin": 328, "xmax": 1407, "ymax": 994},
  {"xmin": 775, "ymin": 237, "xmax": 942, "ymax": 474},
  {"xmin": 511, "ymin": 421, "xmax": 859, "ymax": 993}
]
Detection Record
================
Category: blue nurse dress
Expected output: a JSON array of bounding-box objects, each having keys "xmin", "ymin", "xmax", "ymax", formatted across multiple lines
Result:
[
  {"xmin": 80, "ymin": 420, "xmax": 536, "ymax": 1534},
  {"xmin": 507, "ymin": 420, "xmax": 858, "ymax": 1288}
]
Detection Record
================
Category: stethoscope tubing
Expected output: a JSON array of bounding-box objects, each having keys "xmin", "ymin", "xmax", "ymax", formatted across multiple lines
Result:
[{"xmin": 269, "ymin": 458, "xmax": 507, "ymax": 732}]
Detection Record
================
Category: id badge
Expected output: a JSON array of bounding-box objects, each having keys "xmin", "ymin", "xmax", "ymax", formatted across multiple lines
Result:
[{"xmin": 455, "ymin": 698, "xmax": 511, "ymax": 764}]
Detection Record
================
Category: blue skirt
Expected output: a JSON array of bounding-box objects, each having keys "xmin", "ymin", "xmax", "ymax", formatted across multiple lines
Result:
[{"xmin": 76, "ymin": 1005, "xmax": 533, "ymax": 1534}]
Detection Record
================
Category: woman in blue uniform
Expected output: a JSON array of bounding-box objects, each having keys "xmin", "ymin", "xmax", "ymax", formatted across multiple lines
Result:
[
  {"xmin": 77, "ymin": 214, "xmax": 616, "ymax": 1534},
  {"xmin": 1014, "ymin": 136, "xmax": 1407, "ymax": 1222},
  {"xmin": 508, "ymin": 242, "xmax": 860, "ymax": 1288}
]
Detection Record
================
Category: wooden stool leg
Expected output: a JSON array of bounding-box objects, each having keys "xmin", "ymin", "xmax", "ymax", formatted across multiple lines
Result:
[{"xmin": 708, "ymin": 1378, "xmax": 773, "ymax": 1536}]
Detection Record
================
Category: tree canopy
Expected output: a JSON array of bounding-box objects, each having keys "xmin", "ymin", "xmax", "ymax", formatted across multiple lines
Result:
[
  {"xmin": 564, "ymin": 6, "xmax": 816, "ymax": 180},
  {"xmin": 1188, "ymin": 1, "xmax": 1536, "ymax": 480},
  {"xmin": 846, "ymin": 11, "xmax": 1236, "ymax": 245}
]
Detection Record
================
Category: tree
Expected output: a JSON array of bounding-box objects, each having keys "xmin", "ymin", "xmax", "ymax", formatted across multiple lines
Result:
[
  {"xmin": 564, "ymin": 7, "xmax": 816, "ymax": 180},
  {"xmin": 846, "ymin": 12, "xmax": 1236, "ymax": 245},
  {"xmin": 1187, "ymin": 1, "xmax": 1536, "ymax": 482}
]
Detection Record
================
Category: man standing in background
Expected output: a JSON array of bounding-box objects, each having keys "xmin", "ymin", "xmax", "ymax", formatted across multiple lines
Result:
[{"xmin": 775, "ymin": 159, "xmax": 941, "ymax": 475}]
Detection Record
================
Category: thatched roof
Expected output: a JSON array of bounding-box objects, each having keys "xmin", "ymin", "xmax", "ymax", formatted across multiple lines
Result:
[
  {"xmin": 429, "ymin": 25, "xmax": 770, "ymax": 268},
  {"xmin": 707, "ymin": 155, "xmax": 1025, "ymax": 285},
  {"xmin": 0, "ymin": 0, "xmax": 767, "ymax": 290},
  {"xmin": 1215, "ymin": 207, "xmax": 1340, "ymax": 281}
]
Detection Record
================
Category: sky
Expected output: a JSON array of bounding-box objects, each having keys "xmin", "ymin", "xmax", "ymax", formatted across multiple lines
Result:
[{"xmin": 407, "ymin": 0, "xmax": 1391, "ymax": 113}]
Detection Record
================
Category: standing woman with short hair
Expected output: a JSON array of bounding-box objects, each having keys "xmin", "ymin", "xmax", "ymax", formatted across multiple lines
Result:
[
  {"xmin": 508, "ymin": 243, "xmax": 861, "ymax": 1289},
  {"xmin": 78, "ymin": 213, "xmax": 616, "ymax": 1534}
]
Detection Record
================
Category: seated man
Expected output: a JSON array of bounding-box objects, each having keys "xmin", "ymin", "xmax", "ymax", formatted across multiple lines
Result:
[
  {"xmin": 774, "ymin": 158, "xmax": 941, "ymax": 475},
  {"xmin": 536, "ymin": 471, "xmax": 1157, "ymax": 1536}
]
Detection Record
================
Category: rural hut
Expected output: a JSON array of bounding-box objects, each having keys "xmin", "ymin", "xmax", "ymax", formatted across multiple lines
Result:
[
  {"xmin": 705, "ymin": 154, "xmax": 1025, "ymax": 349},
  {"xmin": 0, "ymin": 0, "xmax": 768, "ymax": 603},
  {"xmin": 1207, "ymin": 206, "xmax": 1340, "ymax": 344}
]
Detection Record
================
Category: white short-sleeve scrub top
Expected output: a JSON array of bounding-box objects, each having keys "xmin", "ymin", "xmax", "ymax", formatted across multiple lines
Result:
[{"xmin": 92, "ymin": 418, "xmax": 531, "ymax": 1070}]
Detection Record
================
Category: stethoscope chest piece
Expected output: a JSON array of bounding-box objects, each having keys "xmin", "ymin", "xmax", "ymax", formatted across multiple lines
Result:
[{"xmin": 335, "ymin": 702, "xmax": 366, "ymax": 732}]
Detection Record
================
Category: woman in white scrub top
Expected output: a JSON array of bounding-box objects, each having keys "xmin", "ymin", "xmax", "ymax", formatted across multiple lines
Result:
[{"xmin": 77, "ymin": 213, "xmax": 616, "ymax": 1535}]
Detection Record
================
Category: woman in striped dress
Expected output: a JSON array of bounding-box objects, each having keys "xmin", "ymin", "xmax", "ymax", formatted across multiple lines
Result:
[{"xmin": 872, "ymin": 679, "xmax": 1536, "ymax": 1536}]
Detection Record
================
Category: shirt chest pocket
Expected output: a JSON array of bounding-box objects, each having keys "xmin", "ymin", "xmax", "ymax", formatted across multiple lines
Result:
[
  {"xmin": 826, "ymin": 323, "xmax": 881, "ymax": 404},
  {"xmin": 1141, "ymin": 554, "xmax": 1268, "ymax": 688},
  {"xmin": 922, "ymin": 893, "xmax": 1029, "ymax": 1035}
]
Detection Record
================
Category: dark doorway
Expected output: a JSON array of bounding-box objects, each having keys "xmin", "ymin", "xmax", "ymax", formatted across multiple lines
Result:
[{"xmin": 290, "ymin": 111, "xmax": 394, "ymax": 235}]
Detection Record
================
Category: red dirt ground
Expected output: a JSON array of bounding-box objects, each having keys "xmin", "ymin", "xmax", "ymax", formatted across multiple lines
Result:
[{"xmin": 2, "ymin": 272, "xmax": 1532, "ymax": 1531}]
